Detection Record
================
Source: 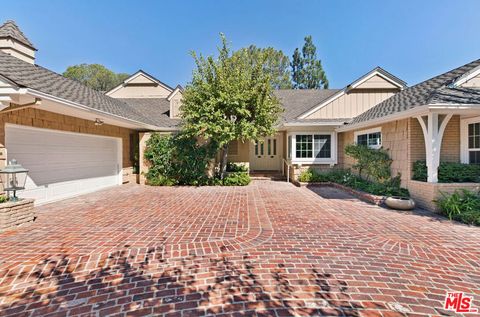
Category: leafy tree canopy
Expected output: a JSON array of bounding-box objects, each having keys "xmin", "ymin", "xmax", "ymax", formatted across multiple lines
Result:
[
  {"xmin": 291, "ymin": 36, "xmax": 329, "ymax": 89},
  {"xmin": 63, "ymin": 64, "xmax": 130, "ymax": 92},
  {"xmin": 181, "ymin": 34, "xmax": 283, "ymax": 176},
  {"xmin": 239, "ymin": 45, "xmax": 292, "ymax": 89}
]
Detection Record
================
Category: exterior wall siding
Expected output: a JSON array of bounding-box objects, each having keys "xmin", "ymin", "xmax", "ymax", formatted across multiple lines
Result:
[
  {"xmin": 305, "ymin": 89, "xmax": 397, "ymax": 119},
  {"xmin": 0, "ymin": 108, "xmax": 136, "ymax": 183}
]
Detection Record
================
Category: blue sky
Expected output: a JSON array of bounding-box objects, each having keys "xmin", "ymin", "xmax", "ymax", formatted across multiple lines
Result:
[{"xmin": 2, "ymin": 0, "xmax": 480, "ymax": 89}]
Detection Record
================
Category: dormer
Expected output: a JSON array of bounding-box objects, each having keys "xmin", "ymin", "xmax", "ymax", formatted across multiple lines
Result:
[
  {"xmin": 0, "ymin": 20, "xmax": 37, "ymax": 64},
  {"xmin": 106, "ymin": 70, "xmax": 173, "ymax": 98},
  {"xmin": 167, "ymin": 85, "xmax": 183, "ymax": 118}
]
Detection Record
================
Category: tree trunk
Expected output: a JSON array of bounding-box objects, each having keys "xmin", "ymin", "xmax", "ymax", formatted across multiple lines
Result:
[{"xmin": 220, "ymin": 144, "xmax": 229, "ymax": 179}]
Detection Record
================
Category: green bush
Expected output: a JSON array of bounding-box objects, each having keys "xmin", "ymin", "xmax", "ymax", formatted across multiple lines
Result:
[
  {"xmin": 412, "ymin": 161, "xmax": 480, "ymax": 183},
  {"xmin": 345, "ymin": 144, "xmax": 392, "ymax": 183},
  {"xmin": 222, "ymin": 172, "xmax": 251, "ymax": 186},
  {"xmin": 144, "ymin": 133, "xmax": 217, "ymax": 186},
  {"xmin": 226, "ymin": 162, "xmax": 248, "ymax": 173},
  {"xmin": 436, "ymin": 190, "xmax": 480, "ymax": 225},
  {"xmin": 0, "ymin": 195, "xmax": 8, "ymax": 203},
  {"xmin": 298, "ymin": 168, "xmax": 409, "ymax": 197}
]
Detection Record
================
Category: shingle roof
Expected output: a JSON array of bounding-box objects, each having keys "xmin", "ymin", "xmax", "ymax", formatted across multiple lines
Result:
[
  {"xmin": 0, "ymin": 20, "xmax": 36, "ymax": 50},
  {"xmin": 119, "ymin": 98, "xmax": 180, "ymax": 128},
  {"xmin": 273, "ymin": 89, "xmax": 341, "ymax": 123},
  {"xmin": 351, "ymin": 59, "xmax": 480, "ymax": 125},
  {"xmin": 0, "ymin": 51, "xmax": 162, "ymax": 127}
]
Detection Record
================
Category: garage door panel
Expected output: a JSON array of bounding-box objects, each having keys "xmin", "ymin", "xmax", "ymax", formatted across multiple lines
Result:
[{"xmin": 6, "ymin": 125, "xmax": 121, "ymax": 204}]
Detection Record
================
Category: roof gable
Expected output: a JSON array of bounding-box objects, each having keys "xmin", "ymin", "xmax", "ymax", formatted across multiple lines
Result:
[
  {"xmin": 106, "ymin": 70, "xmax": 173, "ymax": 97},
  {"xmin": 0, "ymin": 20, "xmax": 36, "ymax": 50},
  {"xmin": 349, "ymin": 58, "xmax": 480, "ymax": 126},
  {"xmin": 298, "ymin": 67, "xmax": 405, "ymax": 119}
]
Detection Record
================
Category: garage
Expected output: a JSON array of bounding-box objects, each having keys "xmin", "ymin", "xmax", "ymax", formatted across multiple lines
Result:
[{"xmin": 5, "ymin": 124, "xmax": 122, "ymax": 205}]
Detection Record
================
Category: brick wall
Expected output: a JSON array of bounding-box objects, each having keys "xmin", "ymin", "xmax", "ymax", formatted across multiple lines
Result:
[
  {"xmin": 408, "ymin": 180, "xmax": 480, "ymax": 211},
  {"xmin": 0, "ymin": 199, "xmax": 35, "ymax": 232},
  {"xmin": 0, "ymin": 108, "xmax": 137, "ymax": 183}
]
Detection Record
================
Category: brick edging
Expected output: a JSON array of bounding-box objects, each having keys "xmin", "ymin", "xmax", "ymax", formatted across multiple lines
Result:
[{"xmin": 296, "ymin": 181, "xmax": 385, "ymax": 205}]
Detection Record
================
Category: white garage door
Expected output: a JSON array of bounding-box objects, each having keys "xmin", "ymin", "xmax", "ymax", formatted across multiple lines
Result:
[{"xmin": 5, "ymin": 124, "xmax": 122, "ymax": 205}]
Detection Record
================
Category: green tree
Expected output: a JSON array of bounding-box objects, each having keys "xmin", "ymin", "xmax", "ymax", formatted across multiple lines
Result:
[
  {"xmin": 63, "ymin": 64, "xmax": 130, "ymax": 92},
  {"xmin": 181, "ymin": 34, "xmax": 283, "ymax": 178},
  {"xmin": 239, "ymin": 45, "xmax": 292, "ymax": 89},
  {"xmin": 291, "ymin": 36, "xmax": 329, "ymax": 89}
]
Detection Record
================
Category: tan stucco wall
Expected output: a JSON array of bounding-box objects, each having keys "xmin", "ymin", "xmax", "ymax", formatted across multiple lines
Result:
[
  {"xmin": 0, "ymin": 108, "xmax": 137, "ymax": 183},
  {"xmin": 306, "ymin": 89, "xmax": 397, "ymax": 119}
]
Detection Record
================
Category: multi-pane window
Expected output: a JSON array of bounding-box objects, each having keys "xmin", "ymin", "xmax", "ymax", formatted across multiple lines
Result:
[
  {"xmin": 295, "ymin": 134, "xmax": 331, "ymax": 159},
  {"xmin": 356, "ymin": 131, "xmax": 382, "ymax": 148},
  {"xmin": 469, "ymin": 122, "xmax": 480, "ymax": 164}
]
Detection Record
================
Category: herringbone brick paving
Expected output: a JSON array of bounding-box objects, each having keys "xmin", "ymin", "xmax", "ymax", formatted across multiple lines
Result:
[{"xmin": 0, "ymin": 181, "xmax": 479, "ymax": 317}]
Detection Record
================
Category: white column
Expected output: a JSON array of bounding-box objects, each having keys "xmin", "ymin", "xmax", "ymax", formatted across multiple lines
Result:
[{"xmin": 416, "ymin": 113, "xmax": 453, "ymax": 183}]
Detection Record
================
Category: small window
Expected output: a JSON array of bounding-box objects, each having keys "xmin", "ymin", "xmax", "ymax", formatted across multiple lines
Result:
[
  {"xmin": 267, "ymin": 139, "xmax": 271, "ymax": 155},
  {"xmin": 255, "ymin": 141, "xmax": 258, "ymax": 156},
  {"xmin": 468, "ymin": 122, "xmax": 480, "ymax": 164},
  {"xmin": 356, "ymin": 129, "xmax": 382, "ymax": 149},
  {"xmin": 260, "ymin": 142, "xmax": 264, "ymax": 155},
  {"xmin": 287, "ymin": 135, "xmax": 292, "ymax": 159},
  {"xmin": 273, "ymin": 139, "xmax": 277, "ymax": 156}
]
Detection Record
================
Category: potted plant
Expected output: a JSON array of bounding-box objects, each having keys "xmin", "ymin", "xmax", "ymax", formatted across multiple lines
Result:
[{"xmin": 385, "ymin": 196, "xmax": 416, "ymax": 210}]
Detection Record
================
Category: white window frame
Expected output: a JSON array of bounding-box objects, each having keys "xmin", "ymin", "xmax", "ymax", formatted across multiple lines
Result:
[
  {"xmin": 287, "ymin": 132, "xmax": 337, "ymax": 165},
  {"xmin": 460, "ymin": 116, "xmax": 480, "ymax": 164},
  {"xmin": 354, "ymin": 127, "xmax": 382, "ymax": 149}
]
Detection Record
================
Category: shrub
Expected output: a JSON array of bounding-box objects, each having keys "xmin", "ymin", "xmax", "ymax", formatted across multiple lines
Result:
[
  {"xmin": 345, "ymin": 144, "xmax": 392, "ymax": 183},
  {"xmin": 0, "ymin": 195, "xmax": 8, "ymax": 203},
  {"xmin": 226, "ymin": 162, "xmax": 248, "ymax": 173},
  {"xmin": 222, "ymin": 172, "xmax": 251, "ymax": 186},
  {"xmin": 412, "ymin": 161, "xmax": 480, "ymax": 183},
  {"xmin": 298, "ymin": 168, "xmax": 409, "ymax": 197},
  {"xmin": 436, "ymin": 190, "xmax": 480, "ymax": 225},
  {"xmin": 144, "ymin": 133, "xmax": 217, "ymax": 186}
]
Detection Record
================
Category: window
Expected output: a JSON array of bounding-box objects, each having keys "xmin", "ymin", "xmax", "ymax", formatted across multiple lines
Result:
[
  {"xmin": 355, "ymin": 128, "xmax": 382, "ymax": 149},
  {"xmin": 294, "ymin": 134, "xmax": 332, "ymax": 159},
  {"xmin": 468, "ymin": 122, "xmax": 480, "ymax": 164},
  {"xmin": 287, "ymin": 135, "xmax": 292, "ymax": 159}
]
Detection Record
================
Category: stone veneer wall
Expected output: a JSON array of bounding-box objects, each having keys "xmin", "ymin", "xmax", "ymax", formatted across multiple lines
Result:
[
  {"xmin": 0, "ymin": 108, "xmax": 137, "ymax": 183},
  {"xmin": 0, "ymin": 199, "xmax": 35, "ymax": 232}
]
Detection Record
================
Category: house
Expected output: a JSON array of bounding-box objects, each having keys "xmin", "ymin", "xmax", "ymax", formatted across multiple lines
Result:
[
  {"xmin": 0, "ymin": 20, "xmax": 478, "ymax": 211},
  {"xmin": 0, "ymin": 21, "xmax": 181, "ymax": 204}
]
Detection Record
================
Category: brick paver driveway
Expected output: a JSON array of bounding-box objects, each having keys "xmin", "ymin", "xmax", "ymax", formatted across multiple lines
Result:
[{"xmin": 0, "ymin": 181, "xmax": 479, "ymax": 317}]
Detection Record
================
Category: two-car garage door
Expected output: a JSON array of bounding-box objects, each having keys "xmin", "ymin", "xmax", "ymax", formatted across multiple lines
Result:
[{"xmin": 5, "ymin": 124, "xmax": 122, "ymax": 205}]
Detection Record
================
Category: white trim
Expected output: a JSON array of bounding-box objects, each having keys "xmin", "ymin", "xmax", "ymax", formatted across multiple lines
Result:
[
  {"xmin": 167, "ymin": 86, "xmax": 182, "ymax": 101},
  {"xmin": 460, "ymin": 116, "xmax": 480, "ymax": 164},
  {"xmin": 283, "ymin": 121, "xmax": 346, "ymax": 127},
  {"xmin": 105, "ymin": 70, "xmax": 173, "ymax": 96},
  {"xmin": 347, "ymin": 70, "xmax": 406, "ymax": 91},
  {"xmin": 298, "ymin": 68, "xmax": 406, "ymax": 119},
  {"xmin": 452, "ymin": 65, "xmax": 480, "ymax": 87},
  {"xmin": 336, "ymin": 105, "xmax": 430, "ymax": 132},
  {"xmin": 286, "ymin": 131, "xmax": 337, "ymax": 165},
  {"xmin": 353, "ymin": 127, "xmax": 382, "ymax": 149},
  {"xmin": 5, "ymin": 123, "xmax": 124, "ymax": 187}
]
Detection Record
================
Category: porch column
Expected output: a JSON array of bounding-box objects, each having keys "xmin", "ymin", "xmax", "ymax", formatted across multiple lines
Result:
[{"xmin": 416, "ymin": 113, "xmax": 453, "ymax": 183}]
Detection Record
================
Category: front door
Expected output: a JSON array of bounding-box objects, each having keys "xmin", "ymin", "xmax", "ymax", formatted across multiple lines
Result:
[{"xmin": 250, "ymin": 134, "xmax": 282, "ymax": 171}]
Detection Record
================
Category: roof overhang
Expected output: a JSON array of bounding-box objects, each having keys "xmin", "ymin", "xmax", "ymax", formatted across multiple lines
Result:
[{"xmin": 336, "ymin": 103, "xmax": 480, "ymax": 132}]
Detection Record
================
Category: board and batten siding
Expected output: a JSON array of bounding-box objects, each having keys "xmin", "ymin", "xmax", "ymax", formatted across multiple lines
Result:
[{"xmin": 305, "ymin": 90, "xmax": 396, "ymax": 119}]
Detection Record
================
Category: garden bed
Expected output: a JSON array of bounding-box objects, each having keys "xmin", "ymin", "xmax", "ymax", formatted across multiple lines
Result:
[
  {"xmin": 296, "ymin": 181, "xmax": 386, "ymax": 205},
  {"xmin": 0, "ymin": 199, "xmax": 36, "ymax": 232}
]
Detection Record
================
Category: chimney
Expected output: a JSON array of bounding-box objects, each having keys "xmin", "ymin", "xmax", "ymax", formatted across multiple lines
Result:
[{"xmin": 0, "ymin": 20, "xmax": 37, "ymax": 64}]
